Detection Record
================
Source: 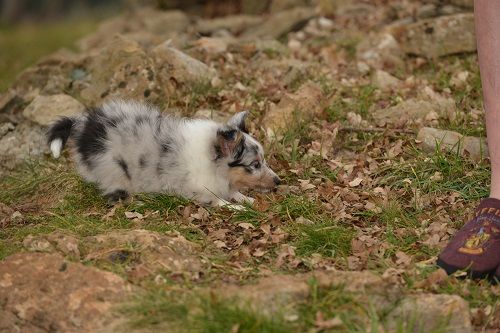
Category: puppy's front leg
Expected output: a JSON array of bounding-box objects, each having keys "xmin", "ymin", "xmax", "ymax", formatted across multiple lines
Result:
[
  {"xmin": 213, "ymin": 198, "xmax": 245, "ymax": 211},
  {"xmin": 229, "ymin": 192, "xmax": 255, "ymax": 205}
]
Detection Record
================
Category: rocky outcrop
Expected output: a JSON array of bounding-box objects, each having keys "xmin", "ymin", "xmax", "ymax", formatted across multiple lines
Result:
[
  {"xmin": 23, "ymin": 229, "xmax": 208, "ymax": 282},
  {"xmin": 0, "ymin": 252, "xmax": 133, "ymax": 332},
  {"xmin": 394, "ymin": 13, "xmax": 476, "ymax": 58},
  {"xmin": 22, "ymin": 94, "xmax": 85, "ymax": 126},
  {"xmin": 417, "ymin": 127, "xmax": 488, "ymax": 161}
]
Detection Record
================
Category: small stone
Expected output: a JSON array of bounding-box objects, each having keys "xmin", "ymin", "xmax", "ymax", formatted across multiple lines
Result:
[
  {"xmin": 357, "ymin": 61, "xmax": 371, "ymax": 74},
  {"xmin": 371, "ymin": 70, "xmax": 401, "ymax": 91},
  {"xmin": 194, "ymin": 37, "xmax": 231, "ymax": 54},
  {"xmin": 22, "ymin": 94, "xmax": 85, "ymax": 126},
  {"xmin": 450, "ymin": 70, "xmax": 470, "ymax": 88},
  {"xmin": 417, "ymin": 127, "xmax": 488, "ymax": 161},
  {"xmin": 288, "ymin": 39, "xmax": 301, "ymax": 51},
  {"xmin": 356, "ymin": 33, "xmax": 404, "ymax": 71},
  {"xmin": 0, "ymin": 122, "xmax": 15, "ymax": 138}
]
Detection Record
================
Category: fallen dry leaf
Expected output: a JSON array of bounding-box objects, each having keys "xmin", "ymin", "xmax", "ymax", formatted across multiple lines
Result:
[
  {"xmin": 348, "ymin": 177, "xmax": 363, "ymax": 187},
  {"xmin": 124, "ymin": 211, "xmax": 144, "ymax": 220}
]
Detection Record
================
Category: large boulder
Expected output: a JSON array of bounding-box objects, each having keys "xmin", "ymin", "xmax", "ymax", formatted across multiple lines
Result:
[
  {"xmin": 263, "ymin": 81, "xmax": 325, "ymax": 136},
  {"xmin": 417, "ymin": 127, "xmax": 488, "ymax": 161},
  {"xmin": 386, "ymin": 294, "xmax": 472, "ymax": 333},
  {"xmin": 195, "ymin": 14, "xmax": 264, "ymax": 35},
  {"xmin": 22, "ymin": 94, "xmax": 85, "ymax": 126},
  {"xmin": 372, "ymin": 98, "xmax": 455, "ymax": 127},
  {"xmin": 394, "ymin": 13, "xmax": 476, "ymax": 58},
  {"xmin": 151, "ymin": 42, "xmax": 217, "ymax": 85},
  {"xmin": 242, "ymin": 7, "xmax": 316, "ymax": 39},
  {"xmin": 23, "ymin": 229, "xmax": 208, "ymax": 282},
  {"xmin": 0, "ymin": 252, "xmax": 133, "ymax": 332},
  {"xmin": 79, "ymin": 35, "xmax": 158, "ymax": 105}
]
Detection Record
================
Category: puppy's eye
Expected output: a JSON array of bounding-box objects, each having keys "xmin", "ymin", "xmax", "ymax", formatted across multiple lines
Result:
[{"xmin": 252, "ymin": 161, "xmax": 261, "ymax": 169}]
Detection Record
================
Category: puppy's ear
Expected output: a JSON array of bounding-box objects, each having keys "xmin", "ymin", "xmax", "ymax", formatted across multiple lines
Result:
[
  {"xmin": 227, "ymin": 111, "xmax": 248, "ymax": 133},
  {"xmin": 216, "ymin": 128, "xmax": 243, "ymax": 157}
]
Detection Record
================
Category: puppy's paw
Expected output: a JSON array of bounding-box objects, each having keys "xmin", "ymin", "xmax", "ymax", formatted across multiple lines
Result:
[
  {"xmin": 229, "ymin": 192, "xmax": 255, "ymax": 205},
  {"xmin": 214, "ymin": 198, "xmax": 246, "ymax": 211}
]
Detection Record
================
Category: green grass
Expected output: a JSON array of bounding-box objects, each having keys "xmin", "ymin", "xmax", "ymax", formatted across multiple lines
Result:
[
  {"xmin": 0, "ymin": 160, "xmax": 204, "ymax": 260},
  {"xmin": 293, "ymin": 221, "xmax": 354, "ymax": 258},
  {"xmin": 0, "ymin": 19, "xmax": 98, "ymax": 92},
  {"xmin": 375, "ymin": 146, "xmax": 490, "ymax": 202},
  {"xmin": 274, "ymin": 194, "xmax": 322, "ymax": 221},
  {"xmin": 326, "ymin": 84, "xmax": 377, "ymax": 121},
  {"xmin": 0, "ymin": 160, "xmax": 78, "ymax": 205}
]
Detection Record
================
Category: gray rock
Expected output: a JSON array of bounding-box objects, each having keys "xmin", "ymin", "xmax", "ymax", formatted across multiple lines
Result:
[
  {"xmin": 23, "ymin": 231, "xmax": 81, "ymax": 257},
  {"xmin": 152, "ymin": 42, "xmax": 217, "ymax": 85},
  {"xmin": 356, "ymin": 32, "xmax": 405, "ymax": 71},
  {"xmin": 395, "ymin": 13, "xmax": 475, "ymax": 58},
  {"xmin": 372, "ymin": 98, "xmax": 455, "ymax": 127},
  {"xmin": 0, "ymin": 252, "xmax": 133, "ymax": 333},
  {"xmin": 263, "ymin": 81, "xmax": 325, "ymax": 136},
  {"xmin": 136, "ymin": 8, "xmax": 190, "ymax": 35},
  {"xmin": 241, "ymin": 0, "xmax": 270, "ymax": 14},
  {"xmin": 84, "ymin": 229, "xmax": 207, "ymax": 281},
  {"xmin": 0, "ymin": 122, "xmax": 15, "ymax": 138},
  {"xmin": 0, "ymin": 123, "xmax": 47, "ymax": 178},
  {"xmin": 386, "ymin": 294, "xmax": 472, "ymax": 333},
  {"xmin": 270, "ymin": 0, "xmax": 311, "ymax": 13},
  {"xmin": 23, "ymin": 229, "xmax": 207, "ymax": 282},
  {"xmin": 196, "ymin": 15, "xmax": 264, "ymax": 35},
  {"xmin": 242, "ymin": 7, "xmax": 316, "ymax": 39},
  {"xmin": 230, "ymin": 39, "xmax": 289, "ymax": 56},
  {"xmin": 416, "ymin": 3, "xmax": 439, "ymax": 19},
  {"xmin": 78, "ymin": 9, "xmax": 190, "ymax": 51},
  {"xmin": 22, "ymin": 94, "xmax": 85, "ymax": 126},
  {"xmin": 80, "ymin": 35, "xmax": 158, "ymax": 105},
  {"xmin": 371, "ymin": 69, "xmax": 401, "ymax": 91},
  {"xmin": 218, "ymin": 270, "xmax": 394, "ymax": 315},
  {"xmin": 445, "ymin": 0, "xmax": 473, "ymax": 8},
  {"xmin": 417, "ymin": 127, "xmax": 488, "ymax": 161}
]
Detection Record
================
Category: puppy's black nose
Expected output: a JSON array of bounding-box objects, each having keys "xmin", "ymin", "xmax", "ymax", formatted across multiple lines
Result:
[{"xmin": 273, "ymin": 176, "xmax": 281, "ymax": 185}]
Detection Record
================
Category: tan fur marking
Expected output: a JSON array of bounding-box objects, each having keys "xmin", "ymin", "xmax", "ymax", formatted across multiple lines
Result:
[{"xmin": 229, "ymin": 167, "xmax": 276, "ymax": 191}]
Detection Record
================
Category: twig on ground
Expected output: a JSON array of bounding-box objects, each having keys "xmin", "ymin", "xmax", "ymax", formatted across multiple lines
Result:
[{"xmin": 339, "ymin": 127, "xmax": 416, "ymax": 135}]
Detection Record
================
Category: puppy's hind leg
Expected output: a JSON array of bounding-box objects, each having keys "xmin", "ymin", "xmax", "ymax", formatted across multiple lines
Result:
[{"xmin": 104, "ymin": 189, "xmax": 129, "ymax": 205}]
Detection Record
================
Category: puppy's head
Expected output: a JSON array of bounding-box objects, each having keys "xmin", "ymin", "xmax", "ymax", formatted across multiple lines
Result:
[{"xmin": 215, "ymin": 111, "xmax": 280, "ymax": 192}]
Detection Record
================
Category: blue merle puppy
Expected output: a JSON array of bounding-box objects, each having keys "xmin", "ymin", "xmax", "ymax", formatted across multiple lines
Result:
[{"xmin": 47, "ymin": 100, "xmax": 280, "ymax": 207}]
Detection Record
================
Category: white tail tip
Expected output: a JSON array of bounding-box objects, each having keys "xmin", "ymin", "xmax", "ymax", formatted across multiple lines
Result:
[{"xmin": 50, "ymin": 139, "xmax": 63, "ymax": 158}]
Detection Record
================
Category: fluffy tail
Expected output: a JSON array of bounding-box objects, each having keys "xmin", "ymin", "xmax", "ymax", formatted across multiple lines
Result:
[{"xmin": 47, "ymin": 117, "xmax": 75, "ymax": 158}]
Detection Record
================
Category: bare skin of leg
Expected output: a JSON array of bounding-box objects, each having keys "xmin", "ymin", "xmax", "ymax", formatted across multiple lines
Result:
[
  {"xmin": 475, "ymin": 0, "xmax": 500, "ymax": 198},
  {"xmin": 435, "ymin": 1, "xmax": 500, "ymax": 279}
]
